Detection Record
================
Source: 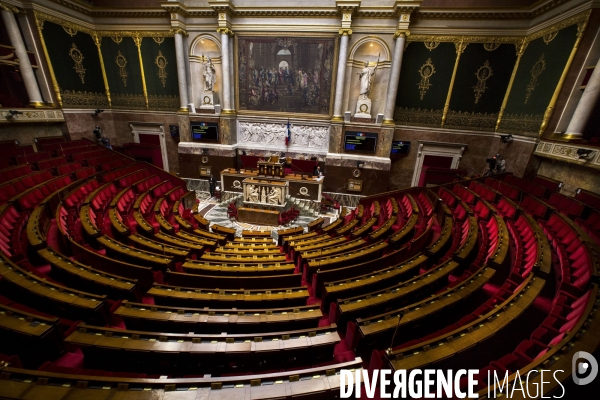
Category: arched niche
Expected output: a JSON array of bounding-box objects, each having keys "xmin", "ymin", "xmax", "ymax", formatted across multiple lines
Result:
[
  {"xmin": 189, "ymin": 34, "xmax": 222, "ymax": 111},
  {"xmin": 345, "ymin": 36, "xmax": 392, "ymax": 118}
]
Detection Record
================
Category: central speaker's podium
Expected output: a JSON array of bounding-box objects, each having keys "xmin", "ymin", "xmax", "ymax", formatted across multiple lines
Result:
[{"xmin": 258, "ymin": 156, "xmax": 284, "ymax": 177}]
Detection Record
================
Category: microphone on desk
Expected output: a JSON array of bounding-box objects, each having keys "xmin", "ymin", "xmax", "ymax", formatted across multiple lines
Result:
[{"xmin": 387, "ymin": 310, "xmax": 405, "ymax": 354}]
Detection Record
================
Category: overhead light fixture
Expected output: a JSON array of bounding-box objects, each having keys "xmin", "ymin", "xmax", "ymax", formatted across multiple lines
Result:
[
  {"xmin": 500, "ymin": 134, "xmax": 513, "ymax": 143},
  {"xmin": 576, "ymin": 148, "xmax": 594, "ymax": 159},
  {"xmin": 5, "ymin": 110, "xmax": 23, "ymax": 119},
  {"xmin": 91, "ymin": 108, "xmax": 104, "ymax": 117}
]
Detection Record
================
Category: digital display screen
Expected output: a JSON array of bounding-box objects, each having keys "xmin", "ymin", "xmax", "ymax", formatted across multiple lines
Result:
[
  {"xmin": 391, "ymin": 141, "xmax": 411, "ymax": 154},
  {"xmin": 344, "ymin": 131, "xmax": 377, "ymax": 152},
  {"xmin": 191, "ymin": 122, "xmax": 219, "ymax": 141}
]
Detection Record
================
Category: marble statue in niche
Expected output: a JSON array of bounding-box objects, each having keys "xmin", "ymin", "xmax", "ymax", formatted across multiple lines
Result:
[
  {"xmin": 200, "ymin": 56, "xmax": 216, "ymax": 110},
  {"xmin": 355, "ymin": 56, "xmax": 379, "ymax": 119}
]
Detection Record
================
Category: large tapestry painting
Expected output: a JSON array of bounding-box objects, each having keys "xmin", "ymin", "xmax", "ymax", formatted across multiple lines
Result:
[{"xmin": 237, "ymin": 36, "xmax": 335, "ymax": 115}]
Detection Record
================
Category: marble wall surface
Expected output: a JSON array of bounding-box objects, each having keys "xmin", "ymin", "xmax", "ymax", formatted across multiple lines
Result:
[
  {"xmin": 537, "ymin": 158, "xmax": 600, "ymax": 196},
  {"xmin": 63, "ymin": 110, "xmax": 181, "ymax": 174},
  {"xmin": 0, "ymin": 123, "xmax": 64, "ymax": 148}
]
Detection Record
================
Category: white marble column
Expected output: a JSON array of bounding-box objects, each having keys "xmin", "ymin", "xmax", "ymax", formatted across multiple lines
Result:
[
  {"xmin": 174, "ymin": 31, "xmax": 189, "ymax": 112},
  {"xmin": 219, "ymin": 29, "xmax": 233, "ymax": 113},
  {"xmin": 228, "ymin": 33, "xmax": 235, "ymax": 109},
  {"xmin": 332, "ymin": 31, "xmax": 351, "ymax": 121},
  {"xmin": 383, "ymin": 32, "xmax": 407, "ymax": 125},
  {"xmin": 1, "ymin": 8, "xmax": 44, "ymax": 107},
  {"xmin": 565, "ymin": 63, "xmax": 600, "ymax": 138}
]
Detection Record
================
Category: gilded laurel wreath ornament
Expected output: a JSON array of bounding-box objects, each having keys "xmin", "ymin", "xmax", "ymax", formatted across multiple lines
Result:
[
  {"xmin": 417, "ymin": 58, "xmax": 436, "ymax": 100},
  {"xmin": 69, "ymin": 43, "xmax": 86, "ymax": 84},
  {"xmin": 525, "ymin": 53, "xmax": 546, "ymax": 104},
  {"xmin": 155, "ymin": 51, "xmax": 168, "ymax": 87},
  {"xmin": 115, "ymin": 51, "xmax": 128, "ymax": 86},
  {"xmin": 473, "ymin": 60, "xmax": 493, "ymax": 104}
]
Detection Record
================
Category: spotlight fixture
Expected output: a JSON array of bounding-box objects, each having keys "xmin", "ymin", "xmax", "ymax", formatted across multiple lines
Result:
[
  {"xmin": 5, "ymin": 110, "xmax": 23, "ymax": 119},
  {"xmin": 357, "ymin": 161, "xmax": 365, "ymax": 169},
  {"xmin": 500, "ymin": 134, "xmax": 513, "ymax": 144},
  {"xmin": 91, "ymin": 108, "xmax": 104, "ymax": 117},
  {"xmin": 576, "ymin": 148, "xmax": 594, "ymax": 159}
]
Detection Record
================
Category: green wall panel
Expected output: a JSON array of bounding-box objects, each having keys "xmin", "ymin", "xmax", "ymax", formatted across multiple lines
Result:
[
  {"xmin": 100, "ymin": 36, "xmax": 145, "ymax": 109},
  {"xmin": 499, "ymin": 24, "xmax": 578, "ymax": 135},
  {"xmin": 141, "ymin": 37, "xmax": 180, "ymax": 110},
  {"xmin": 395, "ymin": 42, "xmax": 457, "ymax": 127},
  {"xmin": 446, "ymin": 43, "xmax": 517, "ymax": 131},
  {"xmin": 42, "ymin": 21, "xmax": 107, "ymax": 107}
]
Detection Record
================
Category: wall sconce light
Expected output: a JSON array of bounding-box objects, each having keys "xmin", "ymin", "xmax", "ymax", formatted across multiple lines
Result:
[
  {"xmin": 357, "ymin": 161, "xmax": 365, "ymax": 169},
  {"xmin": 576, "ymin": 148, "xmax": 594, "ymax": 159},
  {"xmin": 500, "ymin": 134, "xmax": 513, "ymax": 144},
  {"xmin": 91, "ymin": 108, "xmax": 104, "ymax": 117},
  {"xmin": 5, "ymin": 110, "xmax": 23, "ymax": 119}
]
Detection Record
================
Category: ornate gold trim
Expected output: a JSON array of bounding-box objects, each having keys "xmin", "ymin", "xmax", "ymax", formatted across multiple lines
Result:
[
  {"xmin": 115, "ymin": 51, "xmax": 128, "ymax": 86},
  {"xmin": 394, "ymin": 30, "xmax": 409, "ymax": 39},
  {"xmin": 133, "ymin": 35, "xmax": 149, "ymax": 109},
  {"xmin": 217, "ymin": 27, "xmax": 234, "ymax": 36},
  {"xmin": 473, "ymin": 60, "xmax": 493, "ymax": 104},
  {"xmin": 441, "ymin": 40, "xmax": 467, "ymax": 128},
  {"xmin": 93, "ymin": 34, "xmax": 112, "ymax": 108},
  {"xmin": 423, "ymin": 41, "xmax": 440, "ymax": 51},
  {"xmin": 527, "ymin": 10, "xmax": 591, "ymax": 43},
  {"xmin": 525, "ymin": 53, "xmax": 546, "ymax": 104},
  {"xmin": 495, "ymin": 40, "xmax": 527, "ymax": 132},
  {"xmin": 339, "ymin": 28, "xmax": 352, "ymax": 37},
  {"xmin": 0, "ymin": 1, "xmax": 19, "ymax": 14},
  {"xmin": 171, "ymin": 28, "xmax": 188, "ymax": 37},
  {"xmin": 407, "ymin": 34, "xmax": 521, "ymax": 44},
  {"xmin": 69, "ymin": 43, "xmax": 86, "ymax": 84},
  {"xmin": 34, "ymin": 15, "xmax": 62, "ymax": 107},
  {"xmin": 29, "ymin": 101, "xmax": 46, "ymax": 108},
  {"xmin": 155, "ymin": 50, "xmax": 168, "ymax": 88},
  {"xmin": 539, "ymin": 15, "xmax": 590, "ymax": 137},
  {"xmin": 417, "ymin": 58, "xmax": 435, "ymax": 100}
]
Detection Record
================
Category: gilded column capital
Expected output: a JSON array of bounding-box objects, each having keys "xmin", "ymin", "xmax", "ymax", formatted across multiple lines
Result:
[
  {"xmin": 217, "ymin": 27, "xmax": 234, "ymax": 36},
  {"xmin": 339, "ymin": 28, "xmax": 352, "ymax": 37},
  {"xmin": 171, "ymin": 27, "xmax": 188, "ymax": 37},
  {"xmin": 0, "ymin": 1, "xmax": 19, "ymax": 13},
  {"xmin": 394, "ymin": 30, "xmax": 410, "ymax": 39}
]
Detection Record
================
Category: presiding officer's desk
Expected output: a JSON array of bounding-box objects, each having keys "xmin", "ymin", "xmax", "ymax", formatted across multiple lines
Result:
[{"xmin": 221, "ymin": 168, "xmax": 323, "ymax": 201}]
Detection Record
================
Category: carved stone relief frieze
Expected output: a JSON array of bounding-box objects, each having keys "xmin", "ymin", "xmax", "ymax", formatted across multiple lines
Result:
[{"xmin": 238, "ymin": 121, "xmax": 329, "ymax": 151}]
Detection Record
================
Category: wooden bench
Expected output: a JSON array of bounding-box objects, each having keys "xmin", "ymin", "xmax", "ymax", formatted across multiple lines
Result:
[
  {"xmin": 97, "ymin": 236, "xmax": 174, "ymax": 272},
  {"xmin": 166, "ymin": 270, "xmax": 302, "ymax": 290}
]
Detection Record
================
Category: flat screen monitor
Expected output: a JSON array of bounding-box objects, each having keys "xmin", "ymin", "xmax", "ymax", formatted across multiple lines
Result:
[
  {"xmin": 191, "ymin": 122, "xmax": 219, "ymax": 141},
  {"xmin": 344, "ymin": 131, "xmax": 377, "ymax": 153},
  {"xmin": 391, "ymin": 141, "xmax": 411, "ymax": 154}
]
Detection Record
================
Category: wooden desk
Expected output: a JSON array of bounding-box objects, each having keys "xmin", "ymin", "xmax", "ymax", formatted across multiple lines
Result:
[
  {"xmin": 215, "ymin": 246, "xmax": 282, "ymax": 255},
  {"xmin": 453, "ymin": 215, "xmax": 478, "ymax": 261},
  {"xmin": 128, "ymin": 234, "xmax": 190, "ymax": 261},
  {"xmin": 0, "ymin": 255, "xmax": 108, "ymax": 324},
  {"xmin": 306, "ymin": 241, "xmax": 388, "ymax": 281},
  {"xmin": 335, "ymin": 260, "xmax": 460, "ymax": 326},
  {"xmin": 38, "ymin": 247, "xmax": 139, "ymax": 301},
  {"xmin": 133, "ymin": 209, "xmax": 154, "ymax": 235},
  {"xmin": 426, "ymin": 215, "xmax": 453, "ymax": 257},
  {"xmin": 283, "ymin": 231, "xmax": 319, "ymax": 251},
  {"xmin": 66, "ymin": 323, "xmax": 340, "ymax": 372},
  {"xmin": 299, "ymin": 238, "xmax": 366, "ymax": 269},
  {"xmin": 153, "ymin": 232, "xmax": 206, "ymax": 256},
  {"xmin": 108, "ymin": 207, "xmax": 131, "ymax": 238},
  {"xmin": 114, "ymin": 300, "xmax": 323, "ymax": 334},
  {"xmin": 234, "ymin": 236, "xmax": 273, "ymax": 243},
  {"xmin": 211, "ymin": 224, "xmax": 236, "ymax": 241},
  {"xmin": 182, "ymin": 260, "xmax": 295, "ymax": 276},
  {"xmin": 201, "ymin": 252, "xmax": 287, "ymax": 264},
  {"xmin": 192, "ymin": 228, "xmax": 226, "ymax": 245},
  {"xmin": 354, "ymin": 266, "xmax": 495, "ymax": 351},
  {"xmin": 176, "ymin": 230, "xmax": 218, "ymax": 249},
  {"xmin": 97, "ymin": 235, "xmax": 174, "ymax": 272},
  {"xmin": 149, "ymin": 283, "xmax": 309, "ymax": 308},
  {"xmin": 0, "ymin": 358, "xmax": 364, "ymax": 400},
  {"xmin": 368, "ymin": 216, "xmax": 396, "ymax": 241},
  {"xmin": 27, "ymin": 203, "xmax": 50, "ymax": 251},
  {"xmin": 221, "ymin": 169, "xmax": 323, "ymax": 201},
  {"xmin": 166, "ymin": 270, "xmax": 302, "ymax": 290},
  {"xmin": 241, "ymin": 229, "xmax": 272, "ymax": 238},
  {"xmin": 350, "ymin": 217, "xmax": 378, "ymax": 238},
  {"xmin": 388, "ymin": 214, "xmax": 418, "ymax": 246},
  {"xmin": 335, "ymin": 219, "xmax": 359, "ymax": 236},
  {"xmin": 307, "ymin": 217, "xmax": 325, "ymax": 232},
  {"xmin": 225, "ymin": 242, "xmax": 278, "ymax": 249},
  {"xmin": 79, "ymin": 205, "xmax": 101, "ymax": 238},
  {"xmin": 321, "ymin": 218, "xmax": 343, "ymax": 234},
  {"xmin": 277, "ymin": 226, "xmax": 305, "ymax": 246},
  {"xmin": 238, "ymin": 207, "xmax": 280, "ymax": 226}
]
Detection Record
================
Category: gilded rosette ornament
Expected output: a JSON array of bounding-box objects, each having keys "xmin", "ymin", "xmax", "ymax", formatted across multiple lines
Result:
[
  {"xmin": 417, "ymin": 58, "xmax": 435, "ymax": 100},
  {"xmin": 69, "ymin": 43, "xmax": 86, "ymax": 84},
  {"xmin": 116, "ymin": 51, "xmax": 128, "ymax": 86},
  {"xmin": 525, "ymin": 53, "xmax": 546, "ymax": 104},
  {"xmin": 473, "ymin": 60, "xmax": 493, "ymax": 104},
  {"xmin": 155, "ymin": 50, "xmax": 168, "ymax": 87}
]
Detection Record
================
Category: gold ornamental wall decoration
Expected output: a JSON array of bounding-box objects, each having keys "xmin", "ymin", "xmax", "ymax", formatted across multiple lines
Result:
[
  {"xmin": 543, "ymin": 30, "xmax": 558, "ymax": 45},
  {"xmin": 473, "ymin": 60, "xmax": 493, "ymax": 104},
  {"xmin": 62, "ymin": 26, "xmax": 77, "ymax": 37},
  {"xmin": 152, "ymin": 37, "xmax": 165, "ymax": 45},
  {"xmin": 525, "ymin": 53, "xmax": 546, "ymax": 104},
  {"xmin": 69, "ymin": 43, "xmax": 86, "ymax": 84},
  {"xmin": 155, "ymin": 50, "xmax": 168, "ymax": 87},
  {"xmin": 423, "ymin": 42, "xmax": 440, "ymax": 51},
  {"xmin": 417, "ymin": 58, "xmax": 435, "ymax": 100},
  {"xmin": 115, "ymin": 51, "xmax": 128, "ymax": 86},
  {"xmin": 483, "ymin": 42, "xmax": 501, "ymax": 51},
  {"xmin": 111, "ymin": 36, "xmax": 123, "ymax": 44}
]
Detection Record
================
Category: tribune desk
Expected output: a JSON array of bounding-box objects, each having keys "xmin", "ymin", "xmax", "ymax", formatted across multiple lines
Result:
[{"xmin": 221, "ymin": 169, "xmax": 323, "ymax": 202}]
